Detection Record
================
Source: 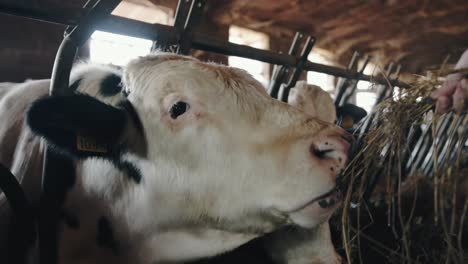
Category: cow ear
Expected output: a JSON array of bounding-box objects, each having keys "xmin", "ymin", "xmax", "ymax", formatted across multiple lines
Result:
[
  {"xmin": 337, "ymin": 104, "xmax": 367, "ymax": 122},
  {"xmin": 27, "ymin": 94, "xmax": 127, "ymax": 158}
]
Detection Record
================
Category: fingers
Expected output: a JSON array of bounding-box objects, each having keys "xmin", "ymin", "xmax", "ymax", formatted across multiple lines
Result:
[
  {"xmin": 432, "ymin": 73, "xmax": 467, "ymax": 114},
  {"xmin": 435, "ymin": 95, "xmax": 451, "ymax": 114},
  {"xmin": 431, "ymin": 49, "xmax": 468, "ymax": 114},
  {"xmin": 431, "ymin": 78, "xmax": 458, "ymax": 99},
  {"xmin": 453, "ymin": 80, "xmax": 467, "ymax": 113}
]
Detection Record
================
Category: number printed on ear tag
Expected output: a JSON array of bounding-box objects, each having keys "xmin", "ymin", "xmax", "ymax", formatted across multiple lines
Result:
[{"xmin": 76, "ymin": 135, "xmax": 108, "ymax": 153}]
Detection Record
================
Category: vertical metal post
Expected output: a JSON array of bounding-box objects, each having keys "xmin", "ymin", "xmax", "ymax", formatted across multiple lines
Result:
[
  {"xmin": 334, "ymin": 51, "xmax": 359, "ymax": 107},
  {"xmin": 279, "ymin": 36, "xmax": 315, "ymax": 102},
  {"xmin": 152, "ymin": 0, "xmax": 192, "ymax": 51},
  {"xmin": 39, "ymin": 37, "xmax": 79, "ymax": 264},
  {"xmin": 268, "ymin": 32, "xmax": 304, "ymax": 98},
  {"xmin": 340, "ymin": 55, "xmax": 370, "ymax": 105},
  {"xmin": 177, "ymin": 0, "xmax": 206, "ymax": 55},
  {"xmin": 0, "ymin": 164, "xmax": 35, "ymax": 264},
  {"xmin": 374, "ymin": 62, "xmax": 394, "ymax": 105},
  {"xmin": 39, "ymin": 1, "xmax": 121, "ymax": 264}
]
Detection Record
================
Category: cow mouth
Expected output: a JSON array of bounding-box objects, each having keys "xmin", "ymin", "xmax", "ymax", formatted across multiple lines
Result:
[{"xmin": 290, "ymin": 188, "xmax": 342, "ymax": 212}]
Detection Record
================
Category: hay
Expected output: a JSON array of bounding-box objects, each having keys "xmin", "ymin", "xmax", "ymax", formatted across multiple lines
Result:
[{"xmin": 334, "ymin": 64, "xmax": 468, "ymax": 264}]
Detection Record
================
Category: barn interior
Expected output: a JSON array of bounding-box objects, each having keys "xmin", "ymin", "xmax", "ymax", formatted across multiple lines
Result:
[
  {"xmin": 0, "ymin": 0, "xmax": 467, "ymax": 263},
  {"xmin": 2, "ymin": 0, "xmax": 468, "ymax": 91}
]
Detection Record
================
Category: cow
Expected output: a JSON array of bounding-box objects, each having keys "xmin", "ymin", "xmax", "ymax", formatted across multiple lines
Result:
[
  {"xmin": 288, "ymin": 81, "xmax": 337, "ymax": 124},
  {"xmin": 0, "ymin": 63, "xmax": 125, "ymax": 261},
  {"xmin": 0, "ymin": 52, "xmax": 351, "ymax": 263},
  {"xmin": 287, "ymin": 81, "xmax": 367, "ymax": 130},
  {"xmin": 0, "ymin": 82, "xmax": 17, "ymax": 98},
  {"xmin": 192, "ymin": 82, "xmax": 345, "ymax": 264},
  {"xmin": 264, "ymin": 81, "xmax": 342, "ymax": 264}
]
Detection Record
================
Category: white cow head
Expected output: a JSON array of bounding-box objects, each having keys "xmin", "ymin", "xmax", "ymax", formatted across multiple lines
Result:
[
  {"xmin": 27, "ymin": 53, "xmax": 350, "ymax": 262},
  {"xmin": 288, "ymin": 81, "xmax": 337, "ymax": 123}
]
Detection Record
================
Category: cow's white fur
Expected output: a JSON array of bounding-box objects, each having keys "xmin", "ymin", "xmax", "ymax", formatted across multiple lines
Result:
[
  {"xmin": 263, "ymin": 82, "xmax": 342, "ymax": 264},
  {"xmin": 288, "ymin": 81, "xmax": 337, "ymax": 124},
  {"xmin": 1, "ymin": 53, "xmax": 348, "ymax": 263},
  {"xmin": 0, "ymin": 64, "xmax": 125, "ymax": 258},
  {"xmin": 70, "ymin": 62, "xmax": 123, "ymax": 105}
]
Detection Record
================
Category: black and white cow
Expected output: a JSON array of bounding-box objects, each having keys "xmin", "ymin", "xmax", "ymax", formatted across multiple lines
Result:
[
  {"xmin": 0, "ymin": 53, "xmax": 351, "ymax": 263},
  {"xmin": 0, "ymin": 62, "xmax": 125, "ymax": 262}
]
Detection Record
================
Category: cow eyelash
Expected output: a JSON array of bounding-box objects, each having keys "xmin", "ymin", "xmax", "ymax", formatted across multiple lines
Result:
[{"xmin": 170, "ymin": 101, "xmax": 189, "ymax": 119}]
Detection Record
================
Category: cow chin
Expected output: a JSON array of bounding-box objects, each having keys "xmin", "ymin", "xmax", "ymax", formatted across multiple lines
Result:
[
  {"xmin": 144, "ymin": 228, "xmax": 258, "ymax": 262},
  {"xmin": 288, "ymin": 190, "xmax": 342, "ymax": 229}
]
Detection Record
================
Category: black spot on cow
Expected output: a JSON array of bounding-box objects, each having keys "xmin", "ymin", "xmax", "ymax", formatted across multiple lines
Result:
[
  {"xmin": 100, "ymin": 74, "xmax": 122, "ymax": 97},
  {"xmin": 97, "ymin": 216, "xmax": 119, "ymax": 255},
  {"xmin": 117, "ymin": 99, "xmax": 145, "ymax": 137},
  {"xmin": 113, "ymin": 160, "xmax": 142, "ymax": 183}
]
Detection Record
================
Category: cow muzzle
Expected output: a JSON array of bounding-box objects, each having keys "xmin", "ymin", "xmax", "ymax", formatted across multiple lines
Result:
[
  {"xmin": 309, "ymin": 130, "xmax": 352, "ymax": 178},
  {"xmin": 287, "ymin": 129, "xmax": 352, "ymax": 228}
]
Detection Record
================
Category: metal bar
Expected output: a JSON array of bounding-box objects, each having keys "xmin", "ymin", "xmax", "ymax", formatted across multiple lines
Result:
[
  {"xmin": 0, "ymin": 163, "xmax": 36, "ymax": 264},
  {"xmin": 174, "ymin": 0, "xmax": 192, "ymax": 29},
  {"xmin": 286, "ymin": 36, "xmax": 316, "ymax": 88},
  {"xmin": 406, "ymin": 122, "xmax": 431, "ymax": 173},
  {"xmin": 99, "ymin": 15, "xmax": 176, "ymax": 42},
  {"xmin": 178, "ymin": 0, "xmax": 206, "ymax": 55},
  {"xmin": 422, "ymin": 113, "xmax": 463, "ymax": 175},
  {"xmin": 39, "ymin": 36, "xmax": 80, "ymax": 264},
  {"xmin": 341, "ymin": 55, "xmax": 370, "ymax": 105},
  {"xmin": 430, "ymin": 126, "xmax": 456, "ymax": 173},
  {"xmin": 335, "ymin": 52, "xmax": 360, "ymax": 107},
  {"xmin": 422, "ymin": 114, "xmax": 453, "ymax": 172},
  {"xmin": 0, "ymin": 4, "xmax": 81, "ymax": 25},
  {"xmin": 384, "ymin": 64, "xmax": 402, "ymax": 99},
  {"xmin": 409, "ymin": 130, "xmax": 433, "ymax": 175},
  {"xmin": 279, "ymin": 36, "xmax": 316, "ymax": 102},
  {"xmin": 151, "ymin": 0, "xmax": 190, "ymax": 51},
  {"xmin": 66, "ymin": 0, "xmax": 122, "ymax": 46},
  {"xmin": 64, "ymin": 0, "xmax": 100, "ymax": 35},
  {"xmin": 40, "ymin": 1, "xmax": 122, "ymax": 264},
  {"xmin": 408, "ymin": 113, "xmax": 453, "ymax": 175},
  {"xmin": 0, "ymin": 4, "xmax": 410, "ymax": 88},
  {"xmin": 374, "ymin": 62, "xmax": 395, "ymax": 105},
  {"xmin": 192, "ymin": 33, "xmax": 410, "ymax": 88},
  {"xmin": 268, "ymin": 32, "xmax": 304, "ymax": 98}
]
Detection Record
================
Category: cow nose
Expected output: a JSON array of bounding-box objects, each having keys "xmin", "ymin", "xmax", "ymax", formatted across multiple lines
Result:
[{"xmin": 310, "ymin": 133, "xmax": 351, "ymax": 173}]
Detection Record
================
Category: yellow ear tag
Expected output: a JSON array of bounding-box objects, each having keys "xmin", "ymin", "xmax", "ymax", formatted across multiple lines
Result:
[{"xmin": 76, "ymin": 134, "xmax": 108, "ymax": 153}]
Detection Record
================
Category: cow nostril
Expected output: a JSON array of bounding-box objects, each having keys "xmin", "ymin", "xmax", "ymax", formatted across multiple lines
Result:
[{"xmin": 311, "ymin": 145, "xmax": 333, "ymax": 159}]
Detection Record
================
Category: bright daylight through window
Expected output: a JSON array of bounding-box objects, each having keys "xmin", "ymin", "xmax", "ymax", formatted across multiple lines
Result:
[
  {"xmin": 228, "ymin": 25, "xmax": 270, "ymax": 87},
  {"xmin": 355, "ymin": 61, "xmax": 378, "ymax": 113},
  {"xmin": 90, "ymin": 1, "xmax": 173, "ymax": 66},
  {"xmin": 307, "ymin": 51, "xmax": 336, "ymax": 94}
]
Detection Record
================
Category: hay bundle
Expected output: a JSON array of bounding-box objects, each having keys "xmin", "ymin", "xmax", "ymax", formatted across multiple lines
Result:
[{"xmin": 334, "ymin": 66, "xmax": 468, "ymax": 264}]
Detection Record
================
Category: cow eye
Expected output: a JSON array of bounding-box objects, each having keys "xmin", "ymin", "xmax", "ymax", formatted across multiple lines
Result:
[{"xmin": 170, "ymin": 101, "xmax": 189, "ymax": 119}]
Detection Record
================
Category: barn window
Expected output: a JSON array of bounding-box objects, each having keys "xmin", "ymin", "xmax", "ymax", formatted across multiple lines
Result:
[
  {"xmin": 228, "ymin": 26, "xmax": 270, "ymax": 86},
  {"xmin": 90, "ymin": 2, "xmax": 173, "ymax": 66},
  {"xmin": 90, "ymin": 31, "xmax": 153, "ymax": 66},
  {"xmin": 307, "ymin": 51, "xmax": 336, "ymax": 93}
]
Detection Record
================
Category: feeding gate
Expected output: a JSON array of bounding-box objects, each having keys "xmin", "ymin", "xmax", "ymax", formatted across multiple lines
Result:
[{"xmin": 0, "ymin": 0, "xmax": 466, "ymax": 263}]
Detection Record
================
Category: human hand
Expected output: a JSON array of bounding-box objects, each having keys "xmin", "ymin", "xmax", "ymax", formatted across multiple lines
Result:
[{"xmin": 431, "ymin": 49, "xmax": 468, "ymax": 114}]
